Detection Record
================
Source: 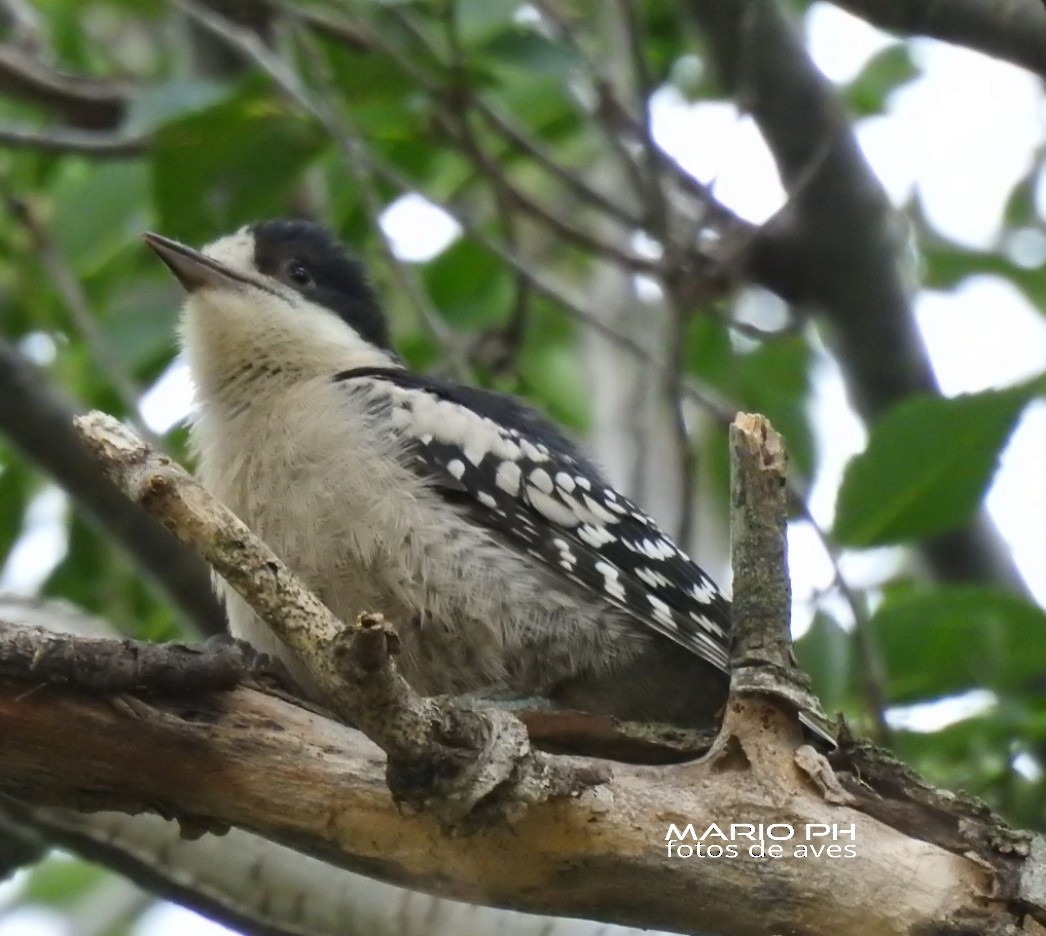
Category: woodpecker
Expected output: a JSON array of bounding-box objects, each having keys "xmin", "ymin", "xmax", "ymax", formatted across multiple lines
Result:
[{"xmin": 145, "ymin": 219, "xmax": 734, "ymax": 728}]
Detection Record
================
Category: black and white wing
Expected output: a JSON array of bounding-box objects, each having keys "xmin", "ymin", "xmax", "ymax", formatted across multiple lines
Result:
[{"xmin": 336, "ymin": 367, "xmax": 732, "ymax": 672}]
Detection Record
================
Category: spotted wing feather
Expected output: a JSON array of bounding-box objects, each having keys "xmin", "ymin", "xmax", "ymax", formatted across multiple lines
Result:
[{"xmin": 336, "ymin": 368, "xmax": 732, "ymax": 671}]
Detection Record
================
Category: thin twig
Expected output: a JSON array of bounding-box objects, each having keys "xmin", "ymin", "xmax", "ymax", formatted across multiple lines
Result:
[
  {"xmin": 470, "ymin": 98, "xmax": 641, "ymax": 226},
  {"xmin": 611, "ymin": 0, "xmax": 669, "ymax": 236},
  {"xmin": 6, "ymin": 197, "xmax": 164, "ymax": 450},
  {"xmin": 290, "ymin": 3, "xmax": 756, "ymax": 314},
  {"xmin": 376, "ymin": 3, "xmax": 642, "ymax": 226},
  {"xmin": 444, "ymin": 16, "xmax": 531, "ymax": 376},
  {"xmin": 383, "ymin": 3, "xmax": 652, "ymax": 270},
  {"xmin": 434, "ymin": 107, "xmax": 658, "ymax": 273},
  {"xmin": 529, "ymin": 0, "xmax": 649, "ymax": 200},
  {"xmin": 0, "ymin": 124, "xmax": 148, "ymax": 156}
]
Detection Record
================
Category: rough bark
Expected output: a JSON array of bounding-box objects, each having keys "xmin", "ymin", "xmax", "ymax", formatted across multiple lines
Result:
[{"xmin": 0, "ymin": 666, "xmax": 1012, "ymax": 936}]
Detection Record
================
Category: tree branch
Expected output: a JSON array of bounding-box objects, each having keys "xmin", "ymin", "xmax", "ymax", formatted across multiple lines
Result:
[
  {"xmin": 0, "ymin": 123, "xmax": 148, "ymax": 155},
  {"xmin": 0, "ymin": 636, "xmax": 1015, "ymax": 936},
  {"xmin": 721, "ymin": 414, "xmax": 834, "ymax": 747},
  {"xmin": 0, "ymin": 623, "xmax": 245, "ymax": 695},
  {"xmin": 0, "ymin": 410, "xmax": 1041, "ymax": 932},
  {"xmin": 0, "ymin": 798, "xmax": 662, "ymax": 936},
  {"xmin": 0, "ymin": 41, "xmax": 131, "ymax": 129},
  {"xmin": 830, "ymin": 0, "xmax": 1046, "ymax": 79},
  {"xmin": 0, "ymin": 338, "xmax": 224, "ymax": 635}
]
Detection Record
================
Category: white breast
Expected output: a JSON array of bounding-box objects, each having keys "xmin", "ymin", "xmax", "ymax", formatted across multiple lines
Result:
[{"xmin": 191, "ymin": 378, "xmax": 587, "ymax": 696}]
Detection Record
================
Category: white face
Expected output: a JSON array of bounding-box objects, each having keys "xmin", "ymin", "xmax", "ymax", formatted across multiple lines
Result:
[
  {"xmin": 199, "ymin": 227, "xmax": 257, "ymax": 275},
  {"xmin": 178, "ymin": 227, "xmax": 394, "ymax": 407}
]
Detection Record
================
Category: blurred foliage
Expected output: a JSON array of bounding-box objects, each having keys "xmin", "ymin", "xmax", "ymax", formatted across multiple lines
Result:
[
  {"xmin": 834, "ymin": 384, "xmax": 1040, "ymax": 546},
  {"xmin": 1, "ymin": 0, "xmax": 1046, "ymax": 932}
]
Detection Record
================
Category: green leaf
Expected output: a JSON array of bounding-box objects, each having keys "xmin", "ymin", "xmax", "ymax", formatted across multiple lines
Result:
[
  {"xmin": 50, "ymin": 160, "xmax": 150, "ymax": 275},
  {"xmin": 456, "ymin": 0, "xmax": 521, "ymax": 44},
  {"xmin": 845, "ymin": 44, "xmax": 918, "ymax": 117},
  {"xmin": 422, "ymin": 238, "xmax": 510, "ymax": 329},
  {"xmin": 834, "ymin": 385, "xmax": 1037, "ymax": 546},
  {"xmin": 921, "ymin": 243, "xmax": 1046, "ymax": 314},
  {"xmin": 869, "ymin": 585, "xmax": 1046, "ymax": 702},
  {"xmin": 736, "ymin": 336, "xmax": 814, "ymax": 478},
  {"xmin": 151, "ymin": 82, "xmax": 325, "ymax": 241},
  {"xmin": 21, "ymin": 854, "xmax": 110, "ymax": 906},
  {"xmin": 795, "ymin": 613, "xmax": 854, "ymax": 715}
]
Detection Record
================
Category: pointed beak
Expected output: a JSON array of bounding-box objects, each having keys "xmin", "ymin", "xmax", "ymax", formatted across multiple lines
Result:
[{"xmin": 143, "ymin": 232, "xmax": 245, "ymax": 293}]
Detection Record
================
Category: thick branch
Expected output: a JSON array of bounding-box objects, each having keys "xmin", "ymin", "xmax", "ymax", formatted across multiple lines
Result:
[
  {"xmin": 0, "ymin": 338, "xmax": 224, "ymax": 635},
  {"xmin": 0, "ymin": 801, "xmax": 672, "ymax": 936},
  {"xmin": 0, "ymin": 655, "xmax": 1001, "ymax": 936},
  {"xmin": 831, "ymin": 0, "xmax": 1046, "ymax": 78}
]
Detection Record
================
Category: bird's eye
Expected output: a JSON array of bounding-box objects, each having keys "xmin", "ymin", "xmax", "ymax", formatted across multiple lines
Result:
[{"xmin": 287, "ymin": 261, "xmax": 313, "ymax": 288}]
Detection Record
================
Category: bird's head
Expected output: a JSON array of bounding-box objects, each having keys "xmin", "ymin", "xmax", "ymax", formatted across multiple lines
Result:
[{"xmin": 145, "ymin": 220, "xmax": 396, "ymax": 402}]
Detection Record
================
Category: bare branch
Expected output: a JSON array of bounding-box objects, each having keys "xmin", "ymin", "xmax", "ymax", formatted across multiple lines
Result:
[
  {"xmin": 0, "ymin": 620, "xmax": 1017, "ymax": 936},
  {"xmin": 6, "ymin": 197, "xmax": 163, "ymax": 450},
  {"xmin": 437, "ymin": 110, "xmax": 659, "ymax": 273},
  {"xmin": 0, "ymin": 800, "xmax": 667, "ymax": 936},
  {"xmin": 357, "ymin": 3, "xmax": 645, "ymax": 228},
  {"xmin": 0, "ymin": 123, "xmax": 148, "ymax": 156},
  {"xmin": 0, "ymin": 42, "xmax": 131, "ymax": 129},
  {"xmin": 723, "ymin": 414, "xmax": 833, "ymax": 746},
  {"xmin": 528, "ymin": 0, "xmax": 650, "ymax": 201},
  {"xmin": 0, "ymin": 338, "xmax": 224, "ymax": 635},
  {"xmin": 1, "ymin": 411, "xmax": 1039, "ymax": 933},
  {"xmin": 729, "ymin": 414, "xmax": 794, "ymax": 670},
  {"xmin": 830, "ymin": 0, "xmax": 1046, "ymax": 79},
  {"xmin": 469, "ymin": 97, "xmax": 642, "ymax": 226},
  {"xmin": 0, "ymin": 623, "xmax": 245, "ymax": 695}
]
